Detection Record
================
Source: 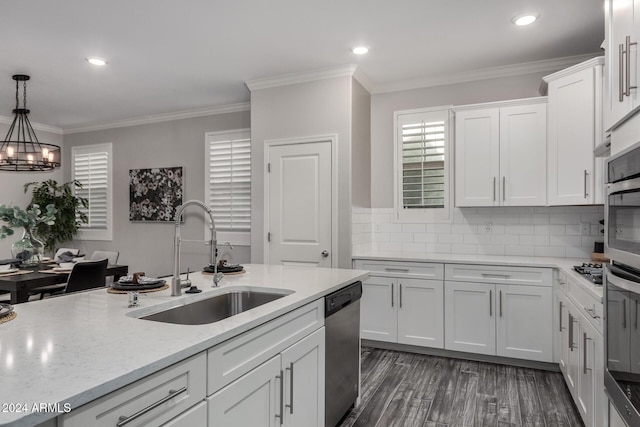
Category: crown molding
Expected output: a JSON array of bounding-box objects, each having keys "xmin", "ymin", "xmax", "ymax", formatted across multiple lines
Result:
[
  {"xmin": 374, "ymin": 52, "xmax": 602, "ymax": 94},
  {"xmin": 245, "ymin": 64, "xmax": 372, "ymax": 93},
  {"xmin": 451, "ymin": 96, "xmax": 547, "ymax": 112},
  {"xmin": 64, "ymin": 102, "xmax": 251, "ymax": 134},
  {"xmin": 0, "ymin": 115, "xmax": 63, "ymax": 135},
  {"xmin": 539, "ymin": 55, "xmax": 604, "ymax": 95}
]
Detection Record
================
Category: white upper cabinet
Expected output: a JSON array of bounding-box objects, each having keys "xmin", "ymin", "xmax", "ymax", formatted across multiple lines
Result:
[
  {"xmin": 454, "ymin": 98, "xmax": 547, "ymax": 207},
  {"xmin": 544, "ymin": 58, "xmax": 604, "ymax": 205},
  {"xmin": 604, "ymin": 0, "xmax": 640, "ymax": 130}
]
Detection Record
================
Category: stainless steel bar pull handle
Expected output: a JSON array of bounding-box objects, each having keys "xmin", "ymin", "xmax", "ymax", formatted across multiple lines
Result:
[
  {"xmin": 399, "ymin": 283, "xmax": 403, "ymax": 308},
  {"xmin": 489, "ymin": 289, "xmax": 493, "ymax": 316},
  {"xmin": 568, "ymin": 313, "xmax": 574, "ymax": 351},
  {"xmin": 624, "ymin": 299, "xmax": 627, "ymax": 329},
  {"xmin": 620, "ymin": 43, "xmax": 625, "ymax": 102},
  {"xmin": 583, "ymin": 333, "xmax": 592, "ymax": 374},
  {"xmin": 559, "ymin": 302, "xmax": 564, "ymax": 332},
  {"xmin": 499, "ymin": 290, "xmax": 503, "ymax": 318},
  {"xmin": 583, "ymin": 170, "xmax": 588, "ymax": 198},
  {"xmin": 502, "ymin": 177, "xmax": 506, "ymax": 202},
  {"xmin": 636, "ymin": 300, "xmax": 638, "ymax": 330},
  {"xmin": 627, "ymin": 35, "xmax": 638, "ymax": 96},
  {"xmin": 391, "ymin": 283, "xmax": 394, "ymax": 308},
  {"xmin": 285, "ymin": 363, "xmax": 294, "ymax": 414},
  {"xmin": 117, "ymin": 387, "xmax": 187, "ymax": 426},
  {"xmin": 275, "ymin": 371, "xmax": 284, "ymax": 425},
  {"xmin": 493, "ymin": 177, "xmax": 496, "ymax": 202},
  {"xmin": 384, "ymin": 267, "xmax": 409, "ymax": 273}
]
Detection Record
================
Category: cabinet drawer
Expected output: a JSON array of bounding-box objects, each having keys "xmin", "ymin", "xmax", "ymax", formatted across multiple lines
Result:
[
  {"xmin": 207, "ymin": 299, "xmax": 323, "ymax": 395},
  {"xmin": 445, "ymin": 264, "xmax": 552, "ymax": 286},
  {"xmin": 160, "ymin": 401, "xmax": 206, "ymax": 427},
  {"xmin": 566, "ymin": 275, "xmax": 603, "ymax": 334},
  {"xmin": 62, "ymin": 353, "xmax": 206, "ymax": 427},
  {"xmin": 353, "ymin": 259, "xmax": 444, "ymax": 279}
]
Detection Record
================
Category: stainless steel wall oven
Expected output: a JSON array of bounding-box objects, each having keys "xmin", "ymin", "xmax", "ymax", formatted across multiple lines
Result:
[{"xmin": 605, "ymin": 142, "xmax": 640, "ymax": 425}]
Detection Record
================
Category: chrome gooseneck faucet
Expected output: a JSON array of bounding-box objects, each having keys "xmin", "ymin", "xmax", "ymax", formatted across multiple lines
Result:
[{"xmin": 172, "ymin": 200, "xmax": 217, "ymax": 296}]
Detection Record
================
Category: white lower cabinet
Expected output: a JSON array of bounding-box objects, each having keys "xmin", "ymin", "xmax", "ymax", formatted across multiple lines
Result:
[
  {"xmin": 444, "ymin": 281, "xmax": 552, "ymax": 362},
  {"xmin": 360, "ymin": 273, "xmax": 444, "ymax": 348},
  {"xmin": 207, "ymin": 327, "xmax": 325, "ymax": 427},
  {"xmin": 555, "ymin": 277, "xmax": 605, "ymax": 427}
]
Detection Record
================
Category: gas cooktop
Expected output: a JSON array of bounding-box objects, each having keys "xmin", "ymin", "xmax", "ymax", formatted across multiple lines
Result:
[{"xmin": 573, "ymin": 263, "xmax": 603, "ymax": 285}]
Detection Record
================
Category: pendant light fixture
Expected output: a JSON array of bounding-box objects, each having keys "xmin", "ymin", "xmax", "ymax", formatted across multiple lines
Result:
[{"xmin": 0, "ymin": 75, "xmax": 60, "ymax": 172}]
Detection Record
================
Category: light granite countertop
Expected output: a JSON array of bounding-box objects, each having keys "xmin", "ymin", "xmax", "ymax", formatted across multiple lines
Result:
[
  {"xmin": 0, "ymin": 264, "xmax": 369, "ymax": 427},
  {"xmin": 352, "ymin": 250, "xmax": 603, "ymax": 302}
]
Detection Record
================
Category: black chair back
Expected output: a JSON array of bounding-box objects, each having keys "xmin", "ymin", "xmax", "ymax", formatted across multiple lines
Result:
[{"xmin": 65, "ymin": 259, "xmax": 108, "ymax": 294}]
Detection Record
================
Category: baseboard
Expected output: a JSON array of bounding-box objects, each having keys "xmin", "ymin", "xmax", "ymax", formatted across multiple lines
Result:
[{"xmin": 361, "ymin": 339, "xmax": 561, "ymax": 372}]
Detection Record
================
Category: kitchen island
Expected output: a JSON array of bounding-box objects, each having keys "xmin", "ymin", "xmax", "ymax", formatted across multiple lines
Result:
[{"xmin": 0, "ymin": 264, "xmax": 368, "ymax": 427}]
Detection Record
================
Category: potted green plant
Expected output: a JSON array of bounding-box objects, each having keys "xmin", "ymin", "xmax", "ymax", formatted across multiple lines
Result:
[
  {"xmin": 24, "ymin": 180, "xmax": 88, "ymax": 255},
  {"xmin": 0, "ymin": 204, "xmax": 57, "ymax": 265}
]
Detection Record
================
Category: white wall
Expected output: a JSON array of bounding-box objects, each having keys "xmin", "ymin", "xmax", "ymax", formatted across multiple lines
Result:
[
  {"xmin": 0, "ymin": 124, "xmax": 64, "ymax": 258},
  {"xmin": 351, "ymin": 79, "xmax": 371, "ymax": 209},
  {"xmin": 63, "ymin": 111, "xmax": 251, "ymax": 276},
  {"xmin": 250, "ymin": 76, "xmax": 355, "ymax": 268}
]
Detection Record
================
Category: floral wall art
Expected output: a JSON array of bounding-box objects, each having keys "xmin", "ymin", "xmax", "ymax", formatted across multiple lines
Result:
[{"xmin": 129, "ymin": 167, "xmax": 183, "ymax": 222}]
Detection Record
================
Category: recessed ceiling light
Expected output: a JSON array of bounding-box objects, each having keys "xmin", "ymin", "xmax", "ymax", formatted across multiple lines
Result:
[
  {"xmin": 352, "ymin": 46, "xmax": 369, "ymax": 55},
  {"xmin": 513, "ymin": 14, "xmax": 538, "ymax": 26},
  {"xmin": 86, "ymin": 57, "xmax": 107, "ymax": 66}
]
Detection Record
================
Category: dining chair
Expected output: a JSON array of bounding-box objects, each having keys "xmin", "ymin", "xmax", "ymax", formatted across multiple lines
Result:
[
  {"xmin": 91, "ymin": 251, "xmax": 119, "ymax": 285},
  {"xmin": 32, "ymin": 259, "xmax": 108, "ymax": 299},
  {"xmin": 63, "ymin": 259, "xmax": 108, "ymax": 294}
]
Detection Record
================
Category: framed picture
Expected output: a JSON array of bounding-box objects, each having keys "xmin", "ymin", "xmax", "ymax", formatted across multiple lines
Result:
[{"xmin": 129, "ymin": 166, "xmax": 183, "ymax": 222}]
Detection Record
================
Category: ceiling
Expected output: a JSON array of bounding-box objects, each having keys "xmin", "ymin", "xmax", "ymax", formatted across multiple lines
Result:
[{"xmin": 1, "ymin": 0, "xmax": 604, "ymax": 131}]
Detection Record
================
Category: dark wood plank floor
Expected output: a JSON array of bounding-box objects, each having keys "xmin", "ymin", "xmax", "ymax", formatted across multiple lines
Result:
[{"xmin": 339, "ymin": 347, "xmax": 583, "ymax": 427}]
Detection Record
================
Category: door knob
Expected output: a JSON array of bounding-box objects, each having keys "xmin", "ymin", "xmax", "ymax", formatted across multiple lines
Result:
[{"xmin": 321, "ymin": 250, "xmax": 329, "ymax": 258}]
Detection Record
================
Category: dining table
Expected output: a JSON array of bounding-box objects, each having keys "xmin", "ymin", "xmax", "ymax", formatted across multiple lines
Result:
[{"xmin": 0, "ymin": 263, "xmax": 128, "ymax": 304}]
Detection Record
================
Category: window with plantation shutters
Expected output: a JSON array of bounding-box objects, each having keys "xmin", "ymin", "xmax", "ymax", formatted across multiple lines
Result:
[
  {"xmin": 395, "ymin": 108, "xmax": 451, "ymax": 222},
  {"xmin": 206, "ymin": 130, "xmax": 251, "ymax": 238},
  {"xmin": 72, "ymin": 143, "xmax": 113, "ymax": 240}
]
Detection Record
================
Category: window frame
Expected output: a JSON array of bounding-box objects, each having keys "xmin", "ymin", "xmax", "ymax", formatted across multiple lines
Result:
[
  {"xmin": 204, "ymin": 129, "xmax": 251, "ymax": 246},
  {"xmin": 393, "ymin": 106, "xmax": 453, "ymax": 223},
  {"xmin": 71, "ymin": 142, "xmax": 113, "ymax": 241}
]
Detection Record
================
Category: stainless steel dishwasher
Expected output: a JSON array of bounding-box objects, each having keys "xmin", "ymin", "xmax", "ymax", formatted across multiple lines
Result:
[{"xmin": 325, "ymin": 281, "xmax": 362, "ymax": 427}]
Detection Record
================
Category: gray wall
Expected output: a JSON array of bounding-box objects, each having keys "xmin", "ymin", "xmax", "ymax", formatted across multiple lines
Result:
[
  {"xmin": 250, "ymin": 77, "xmax": 354, "ymax": 268},
  {"xmin": 0, "ymin": 125, "xmax": 64, "ymax": 257},
  {"xmin": 63, "ymin": 111, "xmax": 251, "ymax": 277},
  {"xmin": 371, "ymin": 71, "xmax": 550, "ymax": 208},
  {"xmin": 351, "ymin": 79, "xmax": 371, "ymax": 209}
]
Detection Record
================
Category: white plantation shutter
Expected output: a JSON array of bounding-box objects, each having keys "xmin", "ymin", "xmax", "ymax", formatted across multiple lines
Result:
[
  {"xmin": 207, "ymin": 131, "xmax": 251, "ymax": 232},
  {"xmin": 72, "ymin": 143, "xmax": 112, "ymax": 240},
  {"xmin": 401, "ymin": 120, "xmax": 445, "ymax": 209},
  {"xmin": 395, "ymin": 108, "xmax": 451, "ymax": 222}
]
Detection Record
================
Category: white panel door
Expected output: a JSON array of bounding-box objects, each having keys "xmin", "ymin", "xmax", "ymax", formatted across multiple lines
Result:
[
  {"xmin": 207, "ymin": 355, "xmax": 280, "ymax": 427},
  {"xmin": 397, "ymin": 278, "xmax": 444, "ymax": 348},
  {"xmin": 607, "ymin": 289, "xmax": 631, "ymax": 372},
  {"xmin": 282, "ymin": 328, "xmax": 325, "ymax": 427},
  {"xmin": 361, "ymin": 276, "xmax": 397, "ymax": 342},
  {"xmin": 567, "ymin": 310, "xmax": 581, "ymax": 393},
  {"xmin": 267, "ymin": 141, "xmax": 332, "ymax": 267},
  {"xmin": 496, "ymin": 284, "xmax": 552, "ymax": 362},
  {"xmin": 499, "ymin": 103, "xmax": 547, "ymax": 206},
  {"xmin": 558, "ymin": 295, "xmax": 571, "ymax": 376},
  {"xmin": 631, "ymin": 295, "xmax": 640, "ymax": 373},
  {"xmin": 454, "ymin": 108, "xmax": 500, "ymax": 207},
  {"xmin": 577, "ymin": 318, "xmax": 602, "ymax": 427},
  {"xmin": 444, "ymin": 281, "xmax": 495, "ymax": 355},
  {"xmin": 547, "ymin": 67, "xmax": 595, "ymax": 205}
]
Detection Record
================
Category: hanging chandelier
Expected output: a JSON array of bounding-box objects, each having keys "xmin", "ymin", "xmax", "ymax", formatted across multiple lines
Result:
[{"xmin": 0, "ymin": 75, "xmax": 60, "ymax": 172}]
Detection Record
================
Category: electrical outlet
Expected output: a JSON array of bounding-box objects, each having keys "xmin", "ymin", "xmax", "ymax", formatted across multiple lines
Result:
[
  {"xmin": 483, "ymin": 223, "xmax": 492, "ymax": 234},
  {"xmin": 580, "ymin": 222, "xmax": 591, "ymax": 236},
  {"xmin": 616, "ymin": 226, "xmax": 623, "ymax": 238}
]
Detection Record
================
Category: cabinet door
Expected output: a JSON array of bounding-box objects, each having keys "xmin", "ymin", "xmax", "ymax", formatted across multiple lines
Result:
[
  {"xmin": 558, "ymin": 295, "xmax": 571, "ymax": 377},
  {"xmin": 631, "ymin": 295, "xmax": 640, "ymax": 373},
  {"xmin": 282, "ymin": 328, "xmax": 325, "ymax": 427},
  {"xmin": 576, "ymin": 319, "xmax": 604, "ymax": 427},
  {"xmin": 444, "ymin": 281, "xmax": 495, "ymax": 355},
  {"xmin": 161, "ymin": 402, "xmax": 207, "ymax": 427},
  {"xmin": 454, "ymin": 108, "xmax": 500, "ymax": 207},
  {"xmin": 605, "ymin": 0, "xmax": 636, "ymax": 130},
  {"xmin": 567, "ymin": 310, "xmax": 581, "ymax": 394},
  {"xmin": 499, "ymin": 103, "xmax": 547, "ymax": 206},
  {"xmin": 361, "ymin": 276, "xmax": 397, "ymax": 342},
  {"xmin": 397, "ymin": 278, "xmax": 444, "ymax": 348},
  {"xmin": 547, "ymin": 67, "xmax": 596, "ymax": 205},
  {"xmin": 496, "ymin": 284, "xmax": 552, "ymax": 362},
  {"xmin": 208, "ymin": 355, "xmax": 281, "ymax": 427}
]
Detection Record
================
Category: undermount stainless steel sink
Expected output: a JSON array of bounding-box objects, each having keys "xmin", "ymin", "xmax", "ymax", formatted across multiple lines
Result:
[{"xmin": 140, "ymin": 290, "xmax": 289, "ymax": 325}]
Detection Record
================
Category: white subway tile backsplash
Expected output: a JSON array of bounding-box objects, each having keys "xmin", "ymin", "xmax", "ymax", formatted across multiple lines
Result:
[{"xmin": 354, "ymin": 205, "xmax": 602, "ymax": 259}]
